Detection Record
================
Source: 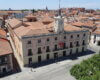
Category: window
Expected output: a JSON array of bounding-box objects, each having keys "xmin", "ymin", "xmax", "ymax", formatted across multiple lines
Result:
[
  {"xmin": 47, "ymin": 54, "xmax": 50, "ymax": 60},
  {"xmin": 47, "ymin": 38, "xmax": 50, "ymax": 42},
  {"xmin": 2, "ymin": 57, "xmax": 7, "ymax": 63},
  {"xmin": 63, "ymin": 43, "xmax": 66, "ymax": 49},
  {"xmin": 27, "ymin": 41, "xmax": 31, "ymax": 44},
  {"xmin": 38, "ymin": 56, "xmax": 41, "ymax": 62},
  {"xmin": 77, "ymin": 34, "xmax": 80, "ymax": 38},
  {"xmin": 2, "ymin": 68, "xmax": 7, "ymax": 73},
  {"xmin": 82, "ymin": 40, "xmax": 85, "ymax": 45},
  {"xmin": 76, "ymin": 41, "xmax": 79, "ymax": 47},
  {"xmin": 83, "ymin": 33, "xmax": 86, "ymax": 37},
  {"xmin": 38, "ymin": 39, "xmax": 41, "ymax": 43},
  {"xmin": 28, "ymin": 49, "xmax": 33, "ymax": 56},
  {"xmin": 63, "ymin": 51, "xmax": 66, "ymax": 56},
  {"xmin": 64, "ymin": 36, "xmax": 66, "ymax": 39},
  {"xmin": 55, "ymin": 37, "xmax": 58, "ymax": 40},
  {"xmin": 38, "ymin": 47, "xmax": 42, "ymax": 54},
  {"xmin": 70, "ymin": 49, "xmax": 72, "ymax": 55},
  {"xmin": 54, "ymin": 45, "xmax": 58, "ymax": 50},
  {"xmin": 54, "ymin": 52, "xmax": 58, "ymax": 59},
  {"xmin": 70, "ymin": 42, "xmax": 73, "ymax": 48},
  {"xmin": 46, "ymin": 46, "xmax": 50, "ymax": 52},
  {"xmin": 71, "ymin": 35, "xmax": 73, "ymax": 38},
  {"xmin": 29, "ymin": 58, "xmax": 32, "ymax": 64}
]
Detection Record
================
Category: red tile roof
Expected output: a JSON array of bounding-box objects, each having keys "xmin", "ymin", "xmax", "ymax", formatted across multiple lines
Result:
[
  {"xmin": 7, "ymin": 18, "xmax": 86, "ymax": 37},
  {"xmin": 0, "ymin": 28, "xmax": 6, "ymax": 39},
  {"xmin": 0, "ymin": 39, "xmax": 12, "ymax": 56}
]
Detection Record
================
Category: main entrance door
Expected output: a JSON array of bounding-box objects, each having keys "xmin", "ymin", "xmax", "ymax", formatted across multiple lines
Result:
[
  {"xmin": 63, "ymin": 51, "xmax": 66, "ymax": 57},
  {"xmin": 29, "ymin": 58, "xmax": 32, "ymax": 64},
  {"xmin": 2, "ymin": 67, "xmax": 7, "ymax": 73}
]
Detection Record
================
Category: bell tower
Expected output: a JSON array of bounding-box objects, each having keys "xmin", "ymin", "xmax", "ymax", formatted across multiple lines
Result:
[{"xmin": 54, "ymin": 0, "xmax": 64, "ymax": 33}]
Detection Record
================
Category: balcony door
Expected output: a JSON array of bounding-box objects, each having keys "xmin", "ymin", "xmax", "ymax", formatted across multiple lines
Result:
[{"xmin": 54, "ymin": 53, "xmax": 58, "ymax": 59}]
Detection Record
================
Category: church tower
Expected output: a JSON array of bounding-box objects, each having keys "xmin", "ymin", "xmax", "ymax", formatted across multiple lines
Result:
[{"xmin": 54, "ymin": 0, "xmax": 64, "ymax": 33}]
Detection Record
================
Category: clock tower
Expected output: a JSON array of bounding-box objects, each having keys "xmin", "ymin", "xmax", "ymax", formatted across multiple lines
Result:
[
  {"xmin": 54, "ymin": 15, "xmax": 64, "ymax": 33},
  {"xmin": 54, "ymin": 0, "xmax": 64, "ymax": 33}
]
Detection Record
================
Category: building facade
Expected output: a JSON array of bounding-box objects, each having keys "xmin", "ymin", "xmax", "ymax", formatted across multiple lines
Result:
[
  {"xmin": 6, "ymin": 14, "xmax": 89, "ymax": 67},
  {"xmin": 0, "ymin": 29, "xmax": 13, "ymax": 76},
  {"xmin": 90, "ymin": 30, "xmax": 100, "ymax": 46}
]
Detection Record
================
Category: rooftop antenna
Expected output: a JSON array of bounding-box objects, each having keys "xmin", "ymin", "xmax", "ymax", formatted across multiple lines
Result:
[
  {"xmin": 58, "ymin": 0, "xmax": 61, "ymax": 16},
  {"xmin": 59, "ymin": 0, "xmax": 61, "ymax": 10}
]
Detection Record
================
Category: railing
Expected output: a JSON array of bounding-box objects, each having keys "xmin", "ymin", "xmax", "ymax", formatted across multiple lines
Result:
[
  {"xmin": 53, "ymin": 47, "xmax": 68, "ymax": 52},
  {"xmin": 38, "ymin": 51, "xmax": 42, "ymax": 54}
]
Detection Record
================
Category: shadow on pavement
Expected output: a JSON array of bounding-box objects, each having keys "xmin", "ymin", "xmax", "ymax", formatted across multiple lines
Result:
[{"xmin": 28, "ymin": 49, "xmax": 95, "ymax": 68}]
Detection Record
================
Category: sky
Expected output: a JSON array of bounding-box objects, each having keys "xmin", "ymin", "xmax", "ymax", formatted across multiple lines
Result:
[{"xmin": 0, "ymin": 0, "xmax": 100, "ymax": 10}]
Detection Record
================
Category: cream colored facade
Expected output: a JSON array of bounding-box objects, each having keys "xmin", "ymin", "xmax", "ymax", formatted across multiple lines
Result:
[
  {"xmin": 22, "ymin": 31, "xmax": 89, "ymax": 66},
  {"xmin": 5, "ymin": 15, "xmax": 89, "ymax": 67},
  {"xmin": 90, "ymin": 34, "xmax": 100, "ymax": 46},
  {"xmin": 7, "ymin": 29, "xmax": 89, "ymax": 67}
]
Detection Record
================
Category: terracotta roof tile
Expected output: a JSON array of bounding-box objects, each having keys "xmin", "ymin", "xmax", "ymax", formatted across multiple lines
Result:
[
  {"xmin": 0, "ymin": 28, "xmax": 6, "ymax": 39},
  {"xmin": 7, "ymin": 18, "xmax": 86, "ymax": 37},
  {"xmin": 0, "ymin": 39, "xmax": 12, "ymax": 56}
]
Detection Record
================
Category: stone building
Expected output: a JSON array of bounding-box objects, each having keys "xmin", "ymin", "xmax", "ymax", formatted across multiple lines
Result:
[
  {"xmin": 0, "ymin": 29, "xmax": 13, "ymax": 76},
  {"xmin": 5, "ymin": 14, "xmax": 89, "ymax": 67},
  {"xmin": 90, "ymin": 27, "xmax": 100, "ymax": 47}
]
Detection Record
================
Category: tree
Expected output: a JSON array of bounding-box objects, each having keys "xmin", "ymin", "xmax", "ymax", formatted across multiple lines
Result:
[{"xmin": 70, "ymin": 54, "xmax": 100, "ymax": 80}]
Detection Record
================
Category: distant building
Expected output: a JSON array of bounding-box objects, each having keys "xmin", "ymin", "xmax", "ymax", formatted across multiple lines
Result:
[
  {"xmin": 6, "ymin": 14, "xmax": 89, "ymax": 67},
  {"xmin": 90, "ymin": 26, "xmax": 100, "ymax": 47}
]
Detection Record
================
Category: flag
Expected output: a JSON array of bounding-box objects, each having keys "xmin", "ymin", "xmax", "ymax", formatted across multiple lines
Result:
[{"xmin": 59, "ymin": 42, "xmax": 64, "ymax": 47}]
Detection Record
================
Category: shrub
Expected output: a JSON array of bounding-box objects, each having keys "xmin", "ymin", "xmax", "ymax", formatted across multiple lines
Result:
[{"xmin": 70, "ymin": 54, "xmax": 100, "ymax": 80}]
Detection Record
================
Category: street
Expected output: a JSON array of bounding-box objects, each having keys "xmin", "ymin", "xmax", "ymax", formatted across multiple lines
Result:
[{"xmin": 1, "ymin": 43, "xmax": 99, "ymax": 80}]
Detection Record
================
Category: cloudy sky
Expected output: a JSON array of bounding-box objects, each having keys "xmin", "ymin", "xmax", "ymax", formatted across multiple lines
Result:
[{"xmin": 0, "ymin": 0, "xmax": 100, "ymax": 10}]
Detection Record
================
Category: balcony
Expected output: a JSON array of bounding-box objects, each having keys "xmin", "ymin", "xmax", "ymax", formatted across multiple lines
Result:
[
  {"xmin": 53, "ymin": 47, "xmax": 68, "ymax": 52},
  {"xmin": 46, "ymin": 49, "xmax": 50, "ymax": 52},
  {"xmin": 38, "ymin": 51, "xmax": 42, "ymax": 54},
  {"xmin": 70, "ymin": 45, "xmax": 73, "ymax": 48},
  {"xmin": 82, "ymin": 43, "xmax": 86, "ymax": 46},
  {"xmin": 28, "ymin": 53, "xmax": 33, "ymax": 56},
  {"xmin": 76, "ymin": 44, "xmax": 80, "ymax": 47}
]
